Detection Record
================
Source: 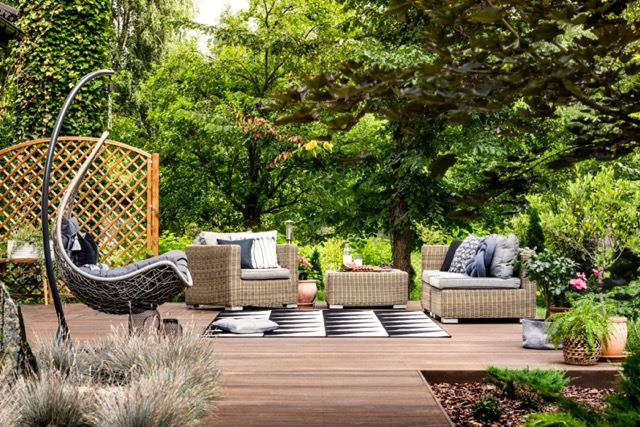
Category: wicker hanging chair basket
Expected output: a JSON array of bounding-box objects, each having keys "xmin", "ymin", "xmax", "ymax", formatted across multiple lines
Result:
[{"xmin": 562, "ymin": 336, "xmax": 603, "ymax": 365}]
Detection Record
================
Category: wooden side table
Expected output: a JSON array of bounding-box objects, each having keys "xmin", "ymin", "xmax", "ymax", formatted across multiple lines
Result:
[{"xmin": 324, "ymin": 270, "xmax": 408, "ymax": 309}]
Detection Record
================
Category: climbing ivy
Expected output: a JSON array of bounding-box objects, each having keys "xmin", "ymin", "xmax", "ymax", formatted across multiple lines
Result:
[{"xmin": 11, "ymin": 0, "xmax": 111, "ymax": 143}]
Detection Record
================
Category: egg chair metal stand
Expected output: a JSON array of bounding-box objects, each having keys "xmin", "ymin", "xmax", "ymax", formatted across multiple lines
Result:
[{"xmin": 41, "ymin": 69, "xmax": 192, "ymax": 342}]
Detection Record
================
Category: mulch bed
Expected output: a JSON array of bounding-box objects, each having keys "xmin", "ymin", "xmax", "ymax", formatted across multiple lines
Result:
[{"xmin": 431, "ymin": 382, "xmax": 614, "ymax": 426}]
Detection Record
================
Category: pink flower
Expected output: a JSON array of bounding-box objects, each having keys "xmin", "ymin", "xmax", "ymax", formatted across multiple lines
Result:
[
  {"xmin": 592, "ymin": 269, "xmax": 600, "ymax": 277},
  {"xmin": 577, "ymin": 272, "xmax": 586, "ymax": 280},
  {"xmin": 570, "ymin": 278, "xmax": 587, "ymax": 290},
  {"xmin": 298, "ymin": 255, "xmax": 311, "ymax": 267}
]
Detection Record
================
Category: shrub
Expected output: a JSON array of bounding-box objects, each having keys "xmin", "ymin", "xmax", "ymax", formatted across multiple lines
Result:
[
  {"xmin": 1, "ymin": 327, "xmax": 219, "ymax": 426},
  {"xmin": 486, "ymin": 366, "xmax": 570, "ymax": 402},
  {"xmin": 472, "ymin": 393, "xmax": 504, "ymax": 422}
]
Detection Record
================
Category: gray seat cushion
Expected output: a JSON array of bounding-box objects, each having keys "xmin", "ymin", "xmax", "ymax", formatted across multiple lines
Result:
[
  {"xmin": 422, "ymin": 270, "xmax": 521, "ymax": 289},
  {"xmin": 240, "ymin": 268, "xmax": 290, "ymax": 280},
  {"xmin": 79, "ymin": 250, "xmax": 189, "ymax": 280}
]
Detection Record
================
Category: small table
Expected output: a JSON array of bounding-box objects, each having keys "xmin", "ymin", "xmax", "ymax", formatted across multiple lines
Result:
[{"xmin": 324, "ymin": 269, "xmax": 409, "ymax": 309}]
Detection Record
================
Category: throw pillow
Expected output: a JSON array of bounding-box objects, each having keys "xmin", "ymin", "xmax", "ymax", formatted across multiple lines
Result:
[
  {"xmin": 448, "ymin": 234, "xmax": 481, "ymax": 273},
  {"xmin": 231, "ymin": 230, "xmax": 279, "ymax": 269},
  {"xmin": 440, "ymin": 240, "xmax": 462, "ymax": 271},
  {"xmin": 211, "ymin": 318, "xmax": 279, "ymax": 334},
  {"xmin": 489, "ymin": 233, "xmax": 519, "ymax": 279},
  {"xmin": 465, "ymin": 235, "xmax": 497, "ymax": 277},
  {"xmin": 60, "ymin": 217, "xmax": 99, "ymax": 267},
  {"xmin": 197, "ymin": 231, "xmax": 236, "ymax": 245},
  {"xmin": 217, "ymin": 238, "xmax": 254, "ymax": 269}
]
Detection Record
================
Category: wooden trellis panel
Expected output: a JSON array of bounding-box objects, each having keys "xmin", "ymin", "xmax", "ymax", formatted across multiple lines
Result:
[{"xmin": 0, "ymin": 136, "xmax": 159, "ymax": 300}]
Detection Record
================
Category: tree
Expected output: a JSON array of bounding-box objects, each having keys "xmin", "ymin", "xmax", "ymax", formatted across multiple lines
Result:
[
  {"xmin": 126, "ymin": 0, "xmax": 354, "ymax": 232},
  {"xmin": 7, "ymin": 0, "xmax": 111, "ymax": 143},
  {"xmin": 110, "ymin": 0, "xmax": 195, "ymax": 118},
  {"xmin": 271, "ymin": 0, "xmax": 640, "ymax": 203}
]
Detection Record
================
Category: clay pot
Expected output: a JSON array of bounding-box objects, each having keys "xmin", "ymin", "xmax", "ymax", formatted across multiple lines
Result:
[
  {"xmin": 298, "ymin": 279, "xmax": 317, "ymax": 306},
  {"xmin": 602, "ymin": 316, "xmax": 627, "ymax": 358}
]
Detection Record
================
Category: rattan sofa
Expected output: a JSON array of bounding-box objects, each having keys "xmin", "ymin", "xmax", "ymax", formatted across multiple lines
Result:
[
  {"xmin": 421, "ymin": 245, "xmax": 536, "ymax": 323},
  {"xmin": 185, "ymin": 244, "xmax": 298, "ymax": 310}
]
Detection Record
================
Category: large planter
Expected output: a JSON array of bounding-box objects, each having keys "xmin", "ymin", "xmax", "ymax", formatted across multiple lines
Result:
[
  {"xmin": 7, "ymin": 240, "xmax": 40, "ymax": 259},
  {"xmin": 602, "ymin": 316, "xmax": 627, "ymax": 359},
  {"xmin": 522, "ymin": 318, "xmax": 559, "ymax": 350},
  {"xmin": 298, "ymin": 279, "xmax": 317, "ymax": 307},
  {"xmin": 562, "ymin": 336, "xmax": 602, "ymax": 365}
]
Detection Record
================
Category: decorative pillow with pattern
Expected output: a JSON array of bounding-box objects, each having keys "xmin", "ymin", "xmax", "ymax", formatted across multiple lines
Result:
[
  {"xmin": 231, "ymin": 230, "xmax": 279, "ymax": 269},
  {"xmin": 448, "ymin": 234, "xmax": 481, "ymax": 274}
]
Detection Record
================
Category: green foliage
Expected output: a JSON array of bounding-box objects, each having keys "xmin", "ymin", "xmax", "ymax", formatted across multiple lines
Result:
[
  {"xmin": 524, "ymin": 208, "xmax": 545, "ymax": 252},
  {"xmin": 486, "ymin": 366, "xmax": 570, "ymax": 404},
  {"xmin": 158, "ymin": 230, "xmax": 193, "ymax": 254},
  {"xmin": 529, "ymin": 166, "xmax": 640, "ymax": 283},
  {"xmin": 308, "ymin": 248, "xmax": 324, "ymax": 290},
  {"xmin": 525, "ymin": 249, "xmax": 578, "ymax": 317},
  {"xmin": 471, "ymin": 393, "xmax": 504, "ymax": 423},
  {"xmin": 523, "ymin": 411, "xmax": 588, "ymax": 427},
  {"xmin": 546, "ymin": 294, "xmax": 613, "ymax": 354},
  {"xmin": 11, "ymin": 0, "xmax": 111, "ymax": 143}
]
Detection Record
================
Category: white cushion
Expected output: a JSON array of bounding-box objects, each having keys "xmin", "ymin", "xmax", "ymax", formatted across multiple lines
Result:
[
  {"xmin": 240, "ymin": 268, "xmax": 290, "ymax": 280},
  {"xmin": 211, "ymin": 318, "xmax": 279, "ymax": 334},
  {"xmin": 197, "ymin": 231, "xmax": 240, "ymax": 245},
  {"xmin": 426, "ymin": 271, "xmax": 521, "ymax": 290}
]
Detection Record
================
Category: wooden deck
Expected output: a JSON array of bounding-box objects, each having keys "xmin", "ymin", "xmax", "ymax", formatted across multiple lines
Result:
[{"xmin": 21, "ymin": 301, "xmax": 622, "ymax": 427}]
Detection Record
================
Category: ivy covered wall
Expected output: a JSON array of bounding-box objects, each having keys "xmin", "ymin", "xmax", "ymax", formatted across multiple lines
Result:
[{"xmin": 11, "ymin": 0, "xmax": 111, "ymax": 143}]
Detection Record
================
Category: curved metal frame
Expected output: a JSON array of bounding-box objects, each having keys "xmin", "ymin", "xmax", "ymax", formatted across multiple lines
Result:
[{"xmin": 41, "ymin": 69, "xmax": 114, "ymax": 342}]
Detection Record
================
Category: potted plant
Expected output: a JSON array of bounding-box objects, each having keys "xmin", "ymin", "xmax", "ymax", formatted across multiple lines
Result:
[
  {"xmin": 297, "ymin": 255, "xmax": 317, "ymax": 306},
  {"xmin": 6, "ymin": 224, "xmax": 43, "ymax": 260},
  {"xmin": 525, "ymin": 249, "xmax": 579, "ymax": 319},
  {"xmin": 546, "ymin": 294, "xmax": 613, "ymax": 365}
]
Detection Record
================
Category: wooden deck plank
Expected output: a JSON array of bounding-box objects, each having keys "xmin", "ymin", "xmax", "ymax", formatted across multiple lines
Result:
[{"xmin": 20, "ymin": 301, "xmax": 621, "ymax": 426}]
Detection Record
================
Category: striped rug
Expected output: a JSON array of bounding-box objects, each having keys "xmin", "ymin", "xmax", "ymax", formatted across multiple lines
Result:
[{"xmin": 203, "ymin": 309, "xmax": 451, "ymax": 338}]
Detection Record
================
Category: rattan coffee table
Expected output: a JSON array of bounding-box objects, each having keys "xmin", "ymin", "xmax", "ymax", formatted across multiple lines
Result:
[{"xmin": 324, "ymin": 270, "xmax": 409, "ymax": 309}]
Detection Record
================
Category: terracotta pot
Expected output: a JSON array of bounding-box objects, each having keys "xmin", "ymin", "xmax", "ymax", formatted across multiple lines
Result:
[
  {"xmin": 298, "ymin": 279, "xmax": 317, "ymax": 306},
  {"xmin": 602, "ymin": 316, "xmax": 627, "ymax": 358}
]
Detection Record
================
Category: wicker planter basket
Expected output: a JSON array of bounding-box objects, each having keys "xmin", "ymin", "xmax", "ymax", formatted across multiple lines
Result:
[{"xmin": 562, "ymin": 336, "xmax": 602, "ymax": 365}]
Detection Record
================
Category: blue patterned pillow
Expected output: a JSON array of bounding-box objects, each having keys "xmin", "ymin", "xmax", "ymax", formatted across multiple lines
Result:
[{"xmin": 448, "ymin": 234, "xmax": 481, "ymax": 274}]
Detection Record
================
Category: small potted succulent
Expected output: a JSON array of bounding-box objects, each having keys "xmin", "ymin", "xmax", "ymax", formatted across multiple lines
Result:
[{"xmin": 546, "ymin": 294, "xmax": 613, "ymax": 365}]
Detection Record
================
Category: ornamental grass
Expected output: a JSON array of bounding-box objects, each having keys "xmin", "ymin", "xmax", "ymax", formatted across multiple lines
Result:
[{"xmin": 0, "ymin": 326, "xmax": 219, "ymax": 426}]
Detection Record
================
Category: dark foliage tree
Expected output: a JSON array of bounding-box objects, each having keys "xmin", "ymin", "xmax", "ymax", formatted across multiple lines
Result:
[
  {"xmin": 7, "ymin": 0, "xmax": 111, "ymax": 144},
  {"xmin": 271, "ymin": 0, "xmax": 640, "ymax": 205},
  {"xmin": 524, "ymin": 207, "xmax": 545, "ymax": 252}
]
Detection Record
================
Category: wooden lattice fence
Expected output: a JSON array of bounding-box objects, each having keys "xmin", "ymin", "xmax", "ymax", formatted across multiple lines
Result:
[{"xmin": 0, "ymin": 136, "xmax": 159, "ymax": 301}]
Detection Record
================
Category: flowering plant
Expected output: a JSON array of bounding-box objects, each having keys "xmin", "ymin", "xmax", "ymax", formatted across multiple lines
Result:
[
  {"xmin": 298, "ymin": 255, "xmax": 314, "ymax": 280},
  {"xmin": 525, "ymin": 249, "xmax": 578, "ymax": 319},
  {"xmin": 569, "ymin": 269, "xmax": 600, "ymax": 291}
]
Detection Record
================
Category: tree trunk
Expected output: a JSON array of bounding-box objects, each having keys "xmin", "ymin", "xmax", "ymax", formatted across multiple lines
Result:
[
  {"xmin": 390, "ymin": 194, "xmax": 412, "ymax": 297},
  {"xmin": 242, "ymin": 195, "xmax": 262, "ymax": 229}
]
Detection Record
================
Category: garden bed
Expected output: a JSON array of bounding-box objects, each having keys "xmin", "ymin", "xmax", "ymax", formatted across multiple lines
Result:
[{"xmin": 422, "ymin": 370, "xmax": 620, "ymax": 426}]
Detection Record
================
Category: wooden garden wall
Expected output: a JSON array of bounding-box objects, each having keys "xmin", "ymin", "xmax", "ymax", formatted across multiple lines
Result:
[{"xmin": 0, "ymin": 136, "xmax": 159, "ymax": 301}]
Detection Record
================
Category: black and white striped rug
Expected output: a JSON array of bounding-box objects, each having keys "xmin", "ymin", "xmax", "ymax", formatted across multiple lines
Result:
[{"xmin": 204, "ymin": 310, "xmax": 451, "ymax": 338}]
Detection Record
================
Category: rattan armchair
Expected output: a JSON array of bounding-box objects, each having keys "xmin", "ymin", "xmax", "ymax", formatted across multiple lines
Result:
[
  {"xmin": 421, "ymin": 245, "xmax": 536, "ymax": 323},
  {"xmin": 185, "ymin": 243, "xmax": 298, "ymax": 310}
]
